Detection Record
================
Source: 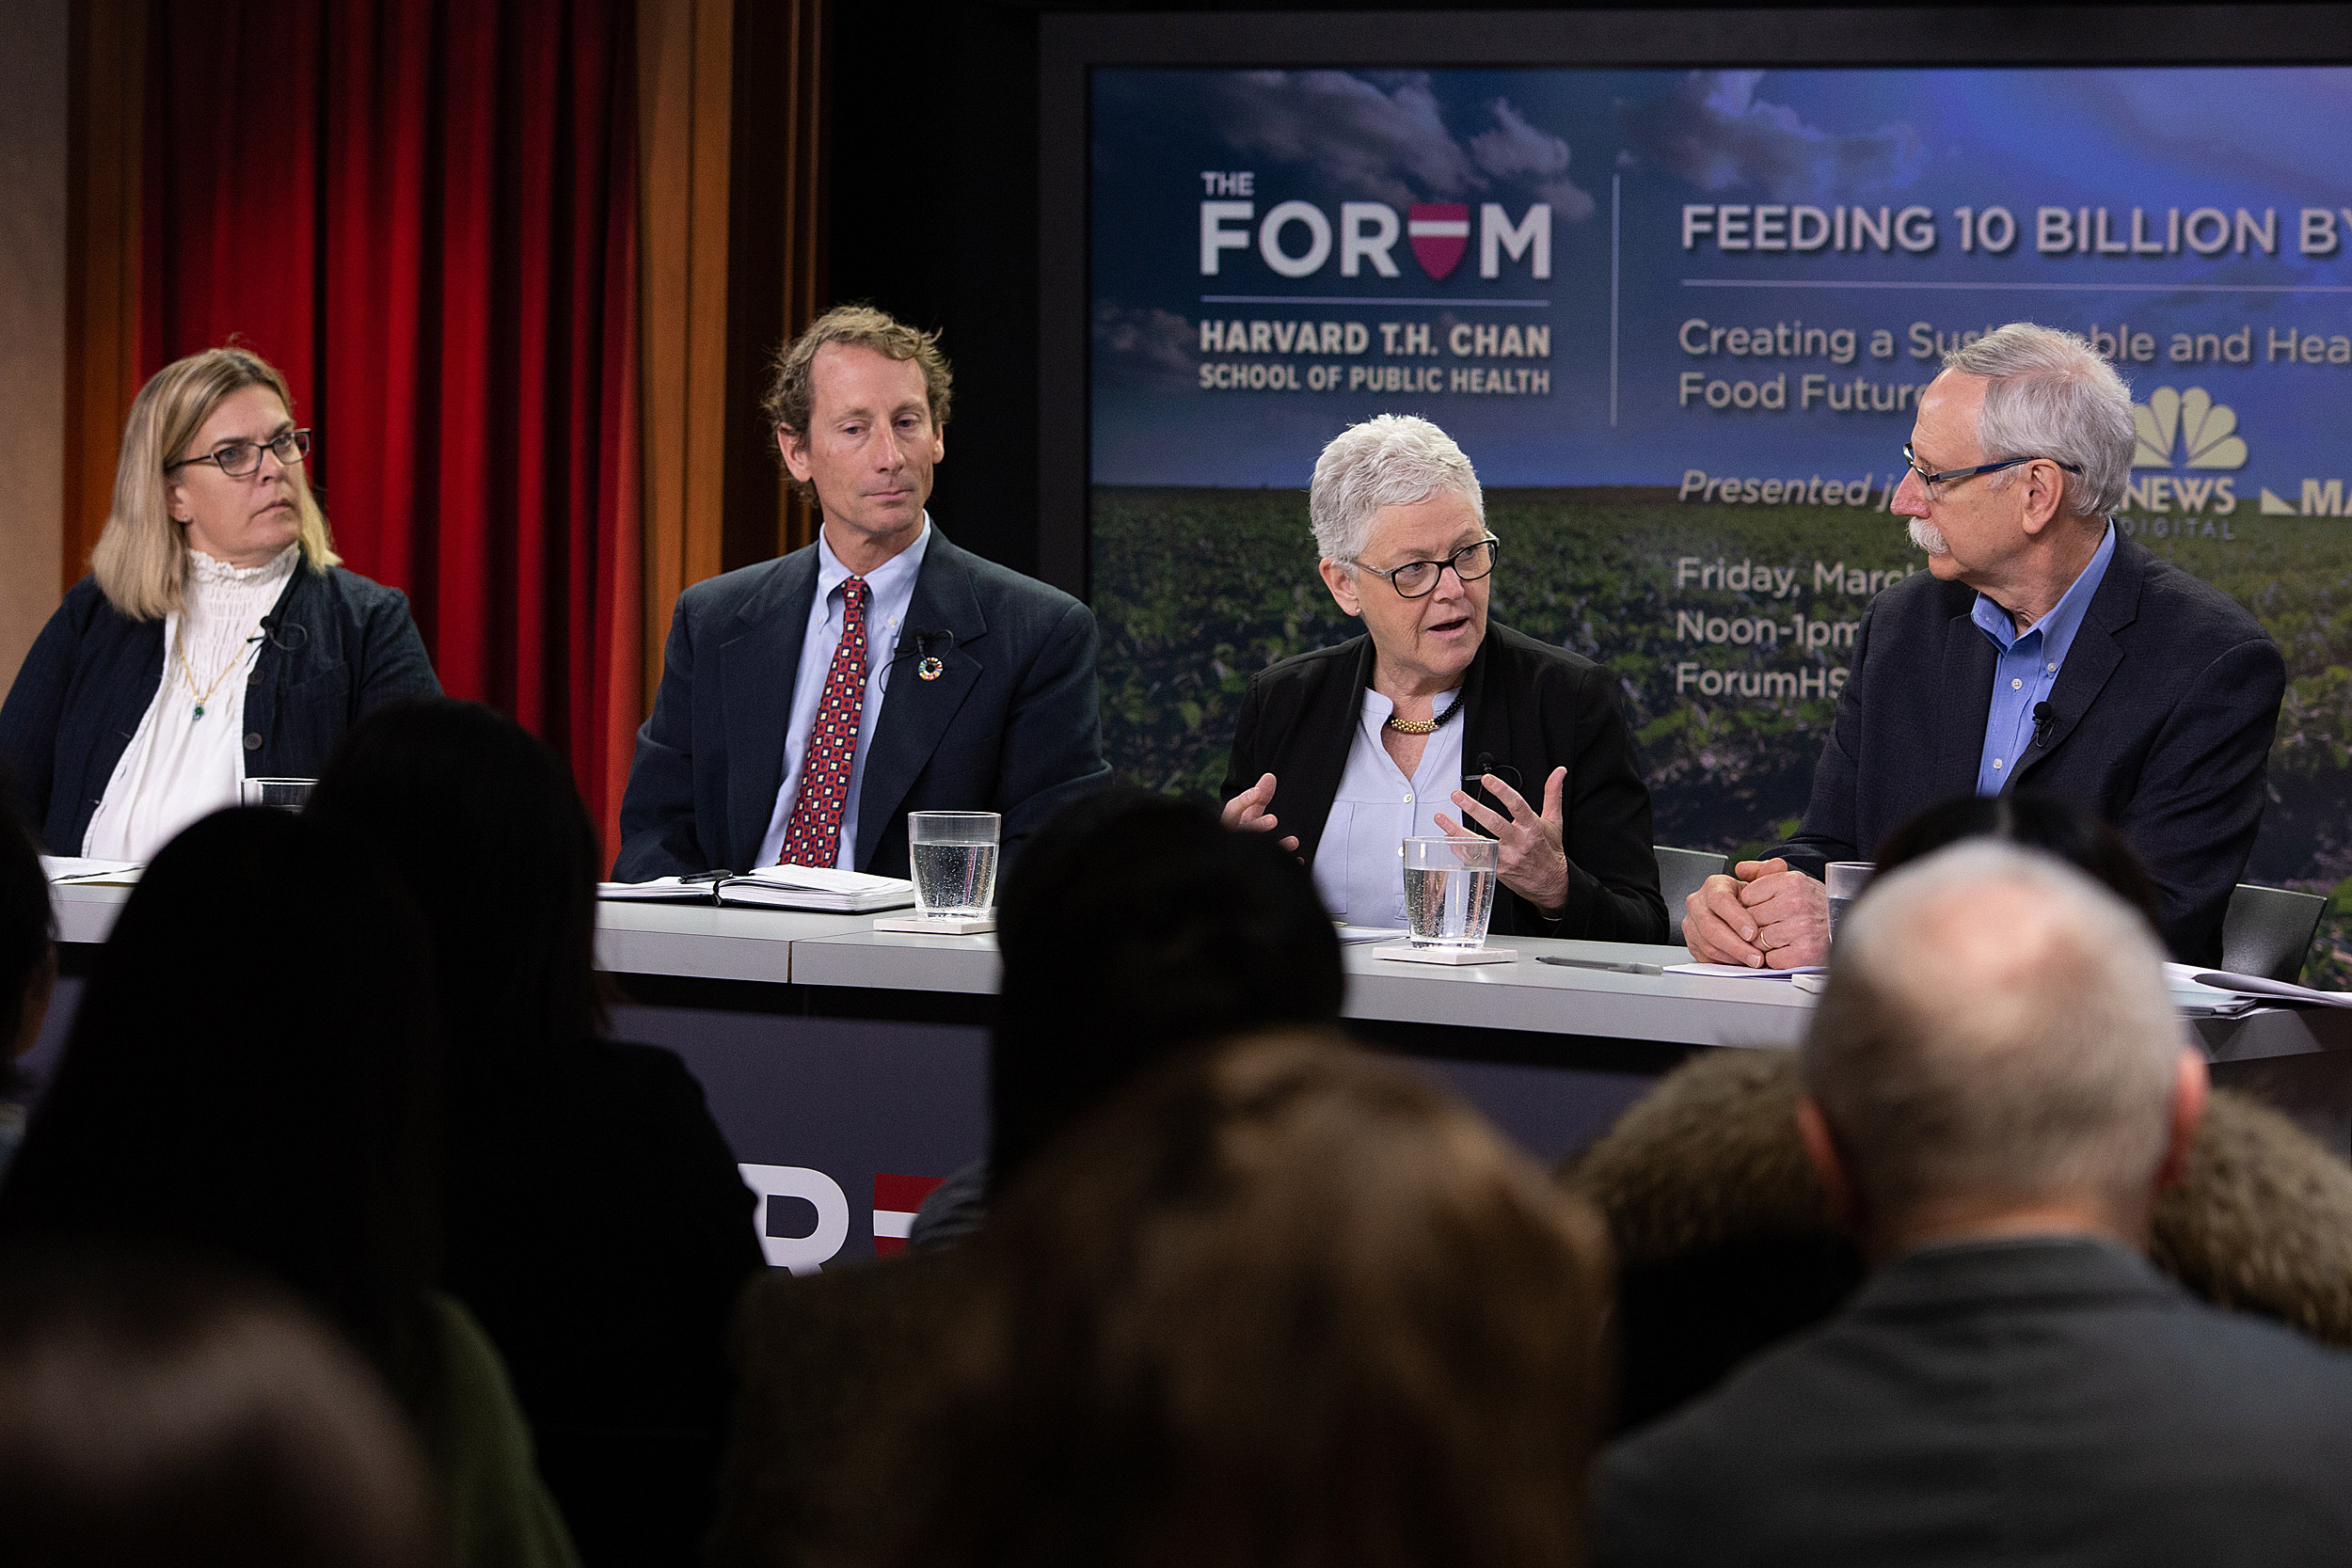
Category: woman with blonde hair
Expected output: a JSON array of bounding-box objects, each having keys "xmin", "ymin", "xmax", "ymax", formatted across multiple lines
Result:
[{"xmin": 0, "ymin": 346, "xmax": 437, "ymax": 859}]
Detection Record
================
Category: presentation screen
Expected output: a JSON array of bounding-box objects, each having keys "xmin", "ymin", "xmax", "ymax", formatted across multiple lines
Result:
[{"xmin": 1086, "ymin": 63, "xmax": 2352, "ymax": 976}]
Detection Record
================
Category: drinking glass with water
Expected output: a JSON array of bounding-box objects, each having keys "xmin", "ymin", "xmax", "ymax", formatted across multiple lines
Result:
[
  {"xmin": 909, "ymin": 811, "xmax": 1000, "ymax": 919},
  {"xmin": 1826, "ymin": 862, "xmax": 1873, "ymax": 941},
  {"xmin": 1403, "ymin": 835, "xmax": 1501, "ymax": 948}
]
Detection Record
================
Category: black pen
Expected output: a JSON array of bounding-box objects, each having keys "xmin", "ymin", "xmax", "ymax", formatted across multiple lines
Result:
[
  {"xmin": 680, "ymin": 869, "xmax": 732, "ymax": 884},
  {"xmin": 1536, "ymin": 955, "xmax": 1663, "ymax": 977}
]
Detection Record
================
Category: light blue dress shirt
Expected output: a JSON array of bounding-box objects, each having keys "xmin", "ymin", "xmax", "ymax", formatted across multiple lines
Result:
[
  {"xmin": 1972, "ymin": 521, "xmax": 2115, "ymax": 797},
  {"xmin": 1311, "ymin": 687, "xmax": 1466, "ymax": 928},
  {"xmin": 755, "ymin": 517, "xmax": 933, "ymax": 868}
]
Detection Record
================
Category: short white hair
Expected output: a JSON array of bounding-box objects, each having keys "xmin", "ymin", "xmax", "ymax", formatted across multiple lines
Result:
[
  {"xmin": 1307, "ymin": 415, "xmax": 1484, "ymax": 562},
  {"xmin": 1802, "ymin": 841, "xmax": 2186, "ymax": 1221},
  {"xmin": 1944, "ymin": 323, "xmax": 2135, "ymax": 519}
]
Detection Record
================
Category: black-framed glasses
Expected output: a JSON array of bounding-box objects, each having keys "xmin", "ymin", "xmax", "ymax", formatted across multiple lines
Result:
[
  {"xmin": 1900, "ymin": 441, "xmax": 2080, "ymax": 499},
  {"xmin": 1351, "ymin": 535, "xmax": 1500, "ymax": 599},
  {"xmin": 165, "ymin": 428, "xmax": 311, "ymax": 479}
]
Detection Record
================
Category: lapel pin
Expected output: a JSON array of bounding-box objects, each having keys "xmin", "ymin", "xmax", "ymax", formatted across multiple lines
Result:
[{"xmin": 917, "ymin": 655, "xmax": 946, "ymax": 681}]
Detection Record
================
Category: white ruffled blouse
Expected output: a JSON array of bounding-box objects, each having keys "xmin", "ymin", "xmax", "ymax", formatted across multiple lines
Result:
[{"xmin": 82, "ymin": 545, "xmax": 300, "ymax": 863}]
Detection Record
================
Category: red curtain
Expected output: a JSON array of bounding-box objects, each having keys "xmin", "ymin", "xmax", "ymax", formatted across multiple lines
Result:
[{"xmin": 142, "ymin": 1, "xmax": 644, "ymax": 859}]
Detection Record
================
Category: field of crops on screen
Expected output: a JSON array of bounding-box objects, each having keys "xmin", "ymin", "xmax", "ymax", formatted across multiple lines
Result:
[{"xmin": 1092, "ymin": 485, "xmax": 2352, "ymax": 983}]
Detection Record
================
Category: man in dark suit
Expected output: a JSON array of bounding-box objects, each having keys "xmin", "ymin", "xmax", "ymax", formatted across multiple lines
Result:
[
  {"xmin": 1597, "ymin": 844, "xmax": 2352, "ymax": 1568},
  {"xmin": 1684, "ymin": 324, "xmax": 2282, "ymax": 968},
  {"xmin": 614, "ymin": 307, "xmax": 1108, "ymax": 880}
]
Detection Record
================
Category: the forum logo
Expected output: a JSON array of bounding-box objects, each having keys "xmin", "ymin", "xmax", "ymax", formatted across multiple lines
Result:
[{"xmin": 2131, "ymin": 387, "xmax": 2248, "ymax": 470}]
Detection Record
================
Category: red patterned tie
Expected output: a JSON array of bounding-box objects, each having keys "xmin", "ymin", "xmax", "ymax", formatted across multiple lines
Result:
[{"xmin": 776, "ymin": 576, "xmax": 870, "ymax": 867}]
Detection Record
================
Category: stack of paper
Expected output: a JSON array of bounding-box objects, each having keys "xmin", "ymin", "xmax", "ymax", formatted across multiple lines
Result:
[
  {"xmin": 2164, "ymin": 963, "xmax": 2352, "ymax": 1015},
  {"xmin": 1663, "ymin": 961, "xmax": 1827, "ymax": 979},
  {"xmin": 596, "ymin": 876, "xmax": 720, "ymax": 901},
  {"xmin": 40, "ymin": 857, "xmax": 142, "ymax": 887},
  {"xmin": 597, "ymin": 865, "xmax": 915, "ymax": 914},
  {"xmin": 715, "ymin": 865, "xmax": 914, "ymax": 913}
]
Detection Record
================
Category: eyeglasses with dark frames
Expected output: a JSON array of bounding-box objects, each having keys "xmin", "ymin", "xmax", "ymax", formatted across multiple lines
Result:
[
  {"xmin": 1900, "ymin": 441, "xmax": 2080, "ymax": 500},
  {"xmin": 1349, "ymin": 535, "xmax": 1500, "ymax": 599},
  {"xmin": 165, "ymin": 428, "xmax": 312, "ymax": 480}
]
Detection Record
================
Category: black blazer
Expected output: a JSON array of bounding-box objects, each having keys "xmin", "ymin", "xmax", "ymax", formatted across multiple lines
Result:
[
  {"xmin": 1595, "ymin": 1237, "xmax": 2352, "ymax": 1568},
  {"xmin": 1219, "ymin": 624, "xmax": 1666, "ymax": 942},
  {"xmin": 0, "ymin": 566, "xmax": 440, "ymax": 855},
  {"xmin": 613, "ymin": 529, "xmax": 1112, "ymax": 879},
  {"xmin": 1776, "ymin": 536, "xmax": 2282, "ymax": 963}
]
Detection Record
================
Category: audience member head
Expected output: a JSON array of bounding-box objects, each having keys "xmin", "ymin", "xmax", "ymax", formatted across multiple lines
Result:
[
  {"xmin": 1801, "ymin": 841, "xmax": 2205, "ymax": 1259},
  {"xmin": 989, "ymin": 789, "xmax": 1343, "ymax": 1192},
  {"xmin": 896, "ymin": 1032, "xmax": 1610, "ymax": 1568},
  {"xmin": 2151, "ymin": 1087, "xmax": 2352, "ymax": 1349},
  {"xmin": 309, "ymin": 699, "xmax": 604, "ymax": 1067},
  {"xmin": 1874, "ymin": 792, "xmax": 2160, "ymax": 929},
  {"xmin": 0, "ymin": 809, "xmax": 441, "ymax": 1386},
  {"xmin": 1563, "ymin": 1049, "xmax": 1862, "ymax": 1433},
  {"xmin": 0, "ymin": 1249, "xmax": 443, "ymax": 1568},
  {"xmin": 90, "ymin": 345, "xmax": 339, "ymax": 620},
  {"xmin": 0, "ymin": 788, "xmax": 54, "ymax": 1071}
]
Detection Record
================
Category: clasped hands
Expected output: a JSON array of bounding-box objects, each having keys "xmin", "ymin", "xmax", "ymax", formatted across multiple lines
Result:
[
  {"xmin": 1223, "ymin": 768, "xmax": 1575, "ymax": 916},
  {"xmin": 1681, "ymin": 859, "xmax": 1830, "ymax": 968}
]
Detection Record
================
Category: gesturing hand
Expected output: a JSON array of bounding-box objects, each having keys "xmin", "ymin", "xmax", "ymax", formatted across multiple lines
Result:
[
  {"xmin": 1220, "ymin": 771, "xmax": 1300, "ymax": 854},
  {"xmin": 1438, "ymin": 768, "xmax": 1569, "ymax": 914}
]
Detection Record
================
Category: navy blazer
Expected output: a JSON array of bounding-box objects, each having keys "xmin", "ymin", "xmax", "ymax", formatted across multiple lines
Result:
[
  {"xmin": 1, "ymin": 566, "xmax": 440, "ymax": 855},
  {"xmin": 612, "ymin": 529, "xmax": 1111, "ymax": 880},
  {"xmin": 1776, "ymin": 536, "xmax": 2282, "ymax": 963},
  {"xmin": 1596, "ymin": 1238, "xmax": 2352, "ymax": 1568},
  {"xmin": 1219, "ymin": 624, "xmax": 1667, "ymax": 942}
]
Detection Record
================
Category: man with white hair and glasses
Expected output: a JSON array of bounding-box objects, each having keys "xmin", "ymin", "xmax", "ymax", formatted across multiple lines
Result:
[
  {"xmin": 1220, "ymin": 415, "xmax": 1665, "ymax": 942},
  {"xmin": 1598, "ymin": 844, "xmax": 2352, "ymax": 1567},
  {"xmin": 1684, "ymin": 323, "xmax": 2282, "ymax": 968}
]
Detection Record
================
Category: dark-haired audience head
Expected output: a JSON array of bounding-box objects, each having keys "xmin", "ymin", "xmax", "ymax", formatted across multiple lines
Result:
[
  {"xmin": 1874, "ymin": 791, "xmax": 2161, "ymax": 930},
  {"xmin": 0, "ymin": 1250, "xmax": 444, "ymax": 1568},
  {"xmin": 897, "ymin": 1032, "xmax": 1610, "ymax": 1568},
  {"xmin": 0, "ymin": 809, "xmax": 440, "ymax": 1385},
  {"xmin": 988, "ymin": 788, "xmax": 1344, "ymax": 1192},
  {"xmin": 1803, "ymin": 841, "xmax": 2204, "ymax": 1260},
  {"xmin": 309, "ymin": 698, "xmax": 603, "ymax": 1066},
  {"xmin": 0, "ymin": 787, "xmax": 56, "ymax": 1069}
]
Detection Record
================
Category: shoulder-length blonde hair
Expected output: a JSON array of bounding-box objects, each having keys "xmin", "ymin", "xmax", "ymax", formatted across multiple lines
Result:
[{"xmin": 90, "ymin": 347, "xmax": 340, "ymax": 620}]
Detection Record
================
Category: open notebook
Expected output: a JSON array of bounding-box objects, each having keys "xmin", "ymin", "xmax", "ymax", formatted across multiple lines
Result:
[{"xmin": 598, "ymin": 864, "xmax": 915, "ymax": 913}]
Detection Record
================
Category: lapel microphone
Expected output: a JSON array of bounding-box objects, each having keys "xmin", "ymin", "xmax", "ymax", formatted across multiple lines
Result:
[{"xmin": 2031, "ymin": 702, "xmax": 2055, "ymax": 750}]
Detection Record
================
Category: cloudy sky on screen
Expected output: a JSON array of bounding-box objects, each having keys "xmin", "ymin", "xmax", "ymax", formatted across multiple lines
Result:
[{"xmin": 1090, "ymin": 68, "xmax": 2352, "ymax": 489}]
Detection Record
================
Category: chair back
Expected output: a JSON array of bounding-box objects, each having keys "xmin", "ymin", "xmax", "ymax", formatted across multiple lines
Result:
[
  {"xmin": 2219, "ymin": 882, "xmax": 2326, "ymax": 984},
  {"xmin": 1654, "ymin": 846, "xmax": 1732, "ymax": 945}
]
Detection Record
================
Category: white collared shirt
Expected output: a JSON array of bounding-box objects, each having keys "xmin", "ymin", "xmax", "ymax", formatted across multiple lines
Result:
[
  {"xmin": 84, "ymin": 545, "xmax": 298, "ymax": 863},
  {"xmin": 1310, "ymin": 686, "xmax": 1466, "ymax": 927},
  {"xmin": 755, "ymin": 516, "xmax": 933, "ymax": 869}
]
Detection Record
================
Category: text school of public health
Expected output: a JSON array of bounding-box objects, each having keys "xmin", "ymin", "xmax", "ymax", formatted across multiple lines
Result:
[{"xmin": 11, "ymin": 53, "xmax": 2352, "ymax": 1568}]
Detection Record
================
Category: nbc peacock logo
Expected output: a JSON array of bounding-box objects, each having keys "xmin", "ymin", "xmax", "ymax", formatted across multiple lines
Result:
[
  {"xmin": 2132, "ymin": 388, "xmax": 2248, "ymax": 470},
  {"xmin": 2122, "ymin": 387, "xmax": 2244, "ymax": 518}
]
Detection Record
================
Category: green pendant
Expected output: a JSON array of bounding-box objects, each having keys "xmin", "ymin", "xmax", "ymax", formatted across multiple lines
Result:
[{"xmin": 193, "ymin": 704, "xmax": 205, "ymax": 720}]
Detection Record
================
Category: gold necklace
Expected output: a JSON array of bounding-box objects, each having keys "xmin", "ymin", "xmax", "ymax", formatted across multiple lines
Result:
[
  {"xmin": 174, "ymin": 632, "xmax": 246, "ymax": 721},
  {"xmin": 1384, "ymin": 692, "xmax": 1464, "ymax": 736}
]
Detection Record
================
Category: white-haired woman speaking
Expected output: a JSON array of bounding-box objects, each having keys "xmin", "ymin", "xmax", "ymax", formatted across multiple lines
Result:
[
  {"xmin": 0, "ymin": 346, "xmax": 438, "ymax": 860},
  {"xmin": 1219, "ymin": 415, "xmax": 1665, "ymax": 942}
]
